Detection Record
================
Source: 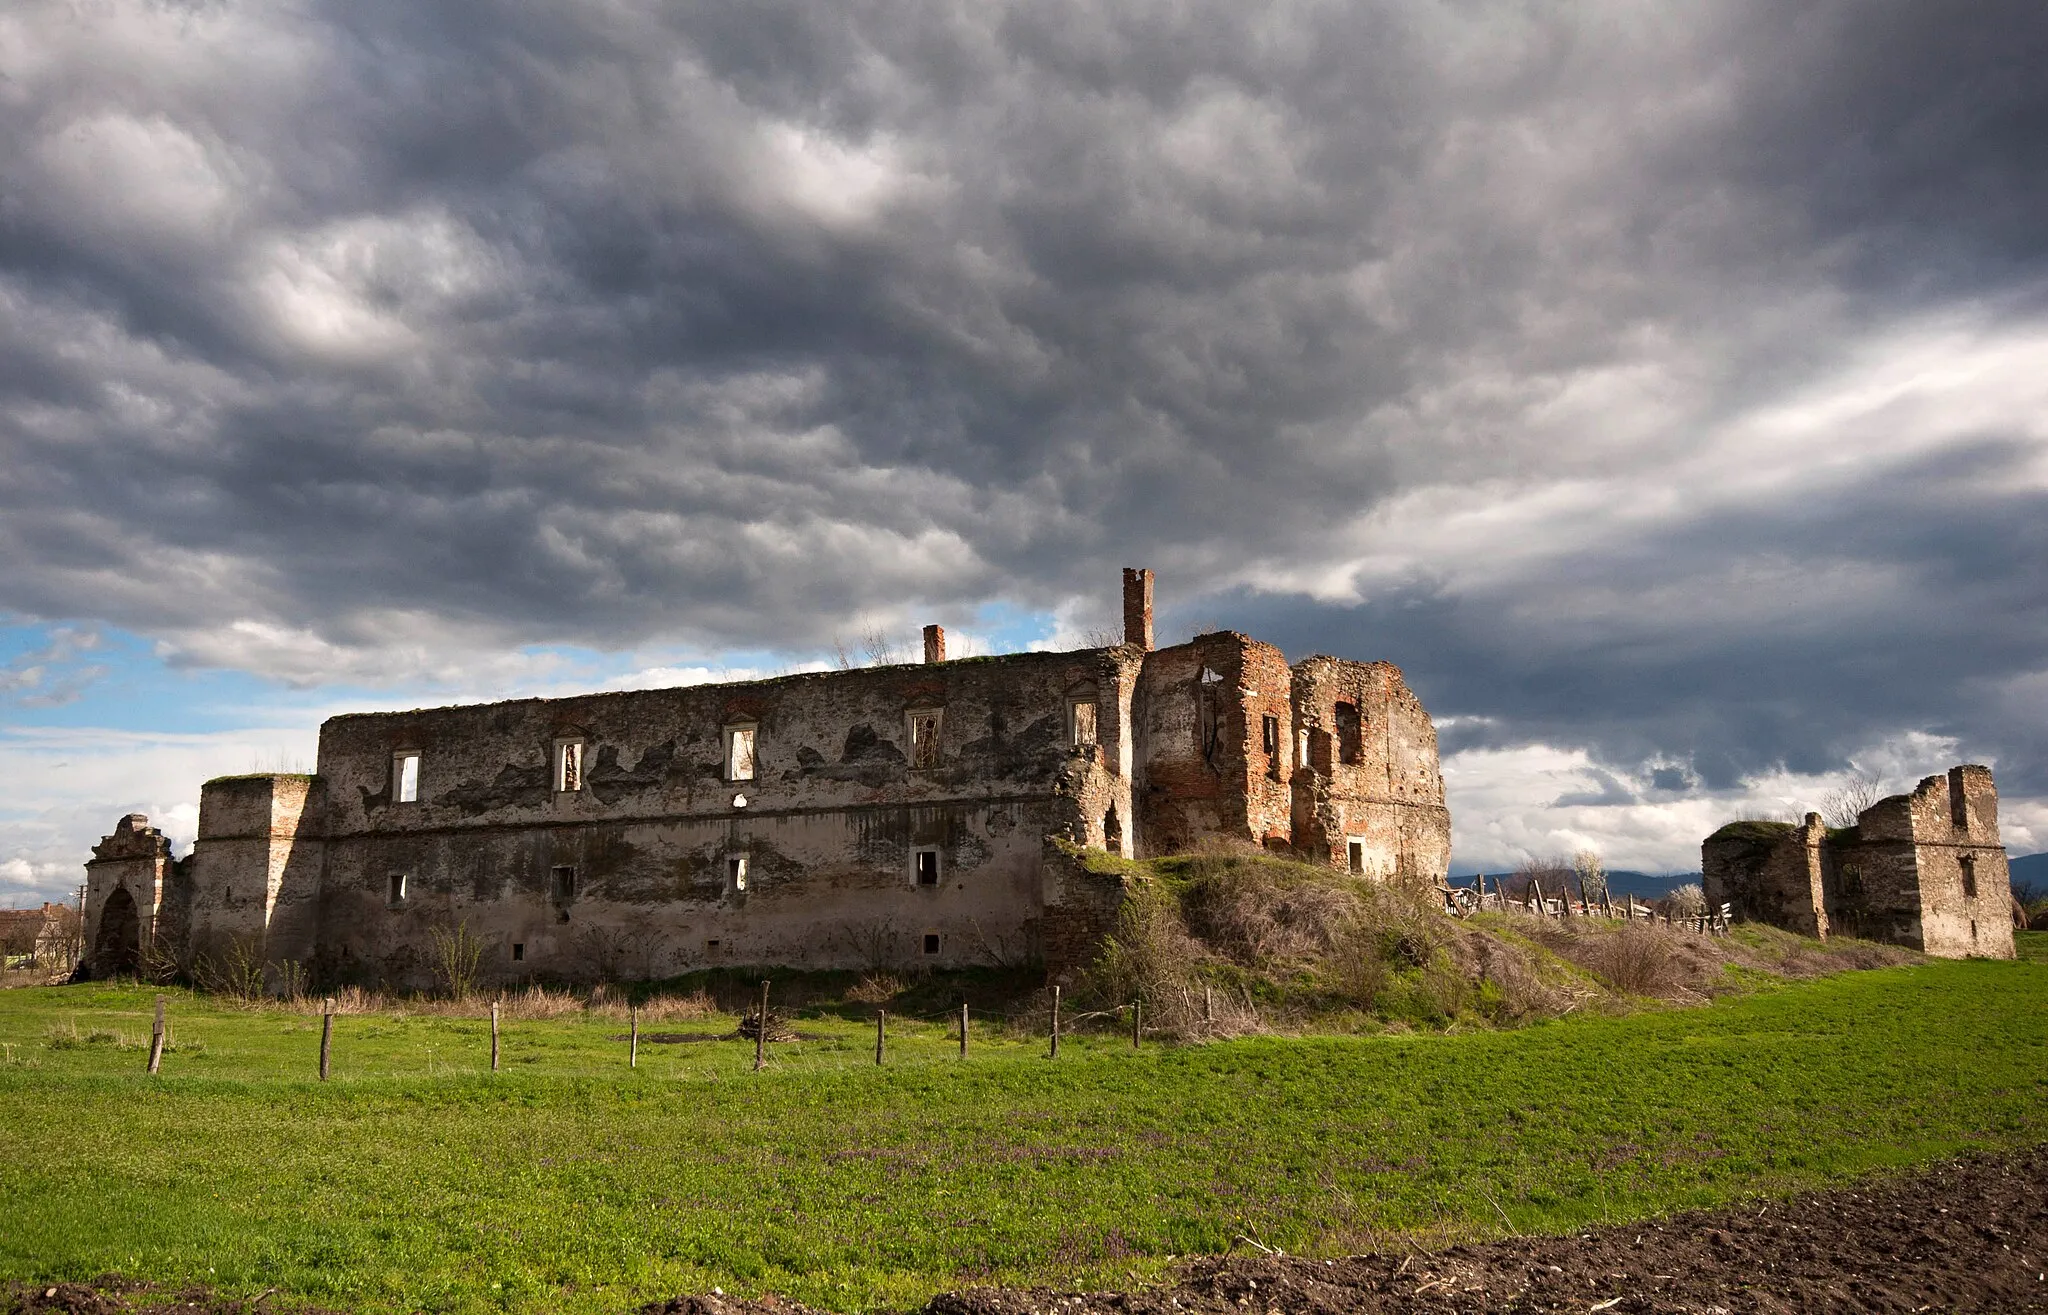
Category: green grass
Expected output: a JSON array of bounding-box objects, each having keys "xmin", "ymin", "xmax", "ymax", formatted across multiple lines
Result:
[
  {"xmin": 2016, "ymin": 929, "xmax": 2048, "ymax": 963},
  {"xmin": 3, "ymin": 959, "xmax": 2047, "ymax": 1315}
]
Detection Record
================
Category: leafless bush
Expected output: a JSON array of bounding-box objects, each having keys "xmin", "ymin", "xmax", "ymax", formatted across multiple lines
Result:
[
  {"xmin": 847, "ymin": 972, "xmax": 904, "ymax": 1004},
  {"xmin": 1510, "ymin": 853, "xmax": 1574, "ymax": 904},
  {"xmin": 424, "ymin": 921, "xmax": 486, "ymax": 1000},
  {"xmin": 838, "ymin": 919, "xmax": 900, "ymax": 972},
  {"xmin": 192, "ymin": 933, "xmax": 267, "ymax": 1002},
  {"xmin": 1820, "ymin": 768, "xmax": 1887, "ymax": 830},
  {"xmin": 1548, "ymin": 922, "xmax": 1708, "ymax": 998}
]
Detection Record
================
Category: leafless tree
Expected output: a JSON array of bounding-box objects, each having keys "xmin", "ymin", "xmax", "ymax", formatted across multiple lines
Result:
[
  {"xmin": 859, "ymin": 622, "xmax": 901, "ymax": 666},
  {"xmin": 1820, "ymin": 768, "xmax": 1887, "ymax": 830}
]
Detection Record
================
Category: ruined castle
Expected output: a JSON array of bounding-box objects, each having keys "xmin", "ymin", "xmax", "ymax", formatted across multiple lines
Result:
[
  {"xmin": 82, "ymin": 571, "xmax": 1453, "ymax": 988},
  {"xmin": 1702, "ymin": 766, "xmax": 2015, "ymax": 959}
]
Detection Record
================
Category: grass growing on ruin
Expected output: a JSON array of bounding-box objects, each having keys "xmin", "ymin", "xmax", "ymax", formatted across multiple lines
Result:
[{"xmin": 2, "ymin": 956, "xmax": 2047, "ymax": 1315}]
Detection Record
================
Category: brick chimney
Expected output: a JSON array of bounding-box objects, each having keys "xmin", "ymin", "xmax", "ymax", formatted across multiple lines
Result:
[
  {"xmin": 923, "ymin": 624, "xmax": 946, "ymax": 664},
  {"xmin": 1122, "ymin": 568, "xmax": 1154, "ymax": 651}
]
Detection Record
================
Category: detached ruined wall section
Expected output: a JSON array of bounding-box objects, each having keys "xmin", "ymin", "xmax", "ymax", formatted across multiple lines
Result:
[
  {"xmin": 83, "ymin": 814, "xmax": 173, "ymax": 977},
  {"xmin": 1290, "ymin": 657, "xmax": 1451, "ymax": 886},
  {"xmin": 1703, "ymin": 816, "xmax": 1827, "ymax": 938},
  {"xmin": 1703, "ymin": 764, "xmax": 2014, "ymax": 960}
]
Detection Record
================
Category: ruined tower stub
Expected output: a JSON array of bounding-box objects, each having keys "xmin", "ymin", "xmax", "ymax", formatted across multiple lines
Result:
[
  {"xmin": 83, "ymin": 813, "xmax": 173, "ymax": 977},
  {"xmin": 1123, "ymin": 568, "xmax": 1154, "ymax": 651},
  {"xmin": 923, "ymin": 624, "xmax": 946, "ymax": 664}
]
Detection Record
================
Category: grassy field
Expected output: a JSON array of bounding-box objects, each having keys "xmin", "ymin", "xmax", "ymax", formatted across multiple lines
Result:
[{"xmin": 3, "ymin": 948, "xmax": 2047, "ymax": 1315}]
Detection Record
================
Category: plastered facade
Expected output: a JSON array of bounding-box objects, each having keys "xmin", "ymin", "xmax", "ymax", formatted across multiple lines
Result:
[
  {"xmin": 82, "ymin": 574, "xmax": 1452, "ymax": 988},
  {"xmin": 1702, "ymin": 765, "xmax": 2014, "ymax": 959}
]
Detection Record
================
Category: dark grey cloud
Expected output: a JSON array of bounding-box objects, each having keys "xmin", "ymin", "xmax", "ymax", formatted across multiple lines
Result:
[{"xmin": 1, "ymin": 0, "xmax": 2045, "ymax": 838}]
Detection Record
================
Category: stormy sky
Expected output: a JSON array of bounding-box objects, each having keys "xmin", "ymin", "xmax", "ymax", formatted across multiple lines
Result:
[{"xmin": 4, "ymin": 0, "xmax": 2047, "ymax": 900}]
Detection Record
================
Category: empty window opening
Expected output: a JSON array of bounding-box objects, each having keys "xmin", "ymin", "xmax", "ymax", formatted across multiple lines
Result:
[
  {"xmin": 1196, "ymin": 668, "xmax": 1226, "ymax": 769},
  {"xmin": 1841, "ymin": 864, "xmax": 1864, "ymax": 898},
  {"xmin": 555, "ymin": 739, "xmax": 584, "ymax": 792},
  {"xmin": 1950, "ymin": 771, "xmax": 1970, "ymax": 829},
  {"xmin": 909, "ymin": 710, "xmax": 943, "ymax": 768},
  {"xmin": 1070, "ymin": 699, "xmax": 1098, "ymax": 748},
  {"xmin": 1103, "ymin": 804, "xmax": 1122, "ymax": 852},
  {"xmin": 1334, "ymin": 703, "xmax": 1361, "ymax": 764},
  {"xmin": 511, "ymin": 942, "xmax": 524, "ymax": 962},
  {"xmin": 922, "ymin": 933, "xmax": 941, "ymax": 956},
  {"xmin": 1262, "ymin": 715, "xmax": 1280, "ymax": 758},
  {"xmin": 551, "ymin": 865, "xmax": 577, "ymax": 902},
  {"xmin": 1347, "ymin": 840, "xmax": 1365, "ymax": 875},
  {"xmin": 393, "ymin": 752, "xmax": 421, "ymax": 803},
  {"xmin": 726, "ymin": 726, "xmax": 757, "ymax": 782},
  {"xmin": 705, "ymin": 938, "xmax": 722, "ymax": 953},
  {"xmin": 728, "ymin": 855, "xmax": 749, "ymax": 892},
  {"xmin": 1960, "ymin": 854, "xmax": 1978, "ymax": 900},
  {"xmin": 914, "ymin": 849, "xmax": 942, "ymax": 887},
  {"xmin": 387, "ymin": 872, "xmax": 407, "ymax": 906},
  {"xmin": 1296, "ymin": 727, "xmax": 1309, "ymax": 768}
]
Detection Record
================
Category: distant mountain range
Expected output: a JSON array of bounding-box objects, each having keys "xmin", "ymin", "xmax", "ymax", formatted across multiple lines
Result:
[
  {"xmin": 1449, "ymin": 868, "xmax": 1702, "ymax": 899},
  {"xmin": 1449, "ymin": 855, "xmax": 2043, "ymax": 901}
]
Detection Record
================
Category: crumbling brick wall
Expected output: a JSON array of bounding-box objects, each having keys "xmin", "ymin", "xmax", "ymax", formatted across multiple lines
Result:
[{"xmin": 1290, "ymin": 656, "xmax": 1451, "ymax": 887}]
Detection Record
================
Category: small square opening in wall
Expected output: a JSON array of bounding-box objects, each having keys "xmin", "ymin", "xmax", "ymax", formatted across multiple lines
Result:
[
  {"xmin": 728, "ymin": 855, "xmax": 749, "ymax": 892},
  {"xmin": 706, "ymin": 938, "xmax": 722, "ymax": 954},
  {"xmin": 922, "ymin": 933, "xmax": 941, "ymax": 956},
  {"xmin": 914, "ymin": 849, "xmax": 941, "ymax": 887},
  {"xmin": 551, "ymin": 865, "xmax": 577, "ymax": 902},
  {"xmin": 393, "ymin": 751, "xmax": 421, "ymax": 803},
  {"xmin": 511, "ymin": 942, "xmax": 524, "ymax": 962},
  {"xmin": 1347, "ymin": 840, "xmax": 1365, "ymax": 875},
  {"xmin": 387, "ymin": 872, "xmax": 407, "ymax": 906}
]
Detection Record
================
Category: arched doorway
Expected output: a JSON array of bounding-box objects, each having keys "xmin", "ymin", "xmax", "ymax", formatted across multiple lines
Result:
[{"xmin": 95, "ymin": 886, "xmax": 140, "ymax": 977}]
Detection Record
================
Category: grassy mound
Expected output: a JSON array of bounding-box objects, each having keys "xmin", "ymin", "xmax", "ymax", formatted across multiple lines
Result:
[{"xmin": 1075, "ymin": 852, "xmax": 1916, "ymax": 1034}]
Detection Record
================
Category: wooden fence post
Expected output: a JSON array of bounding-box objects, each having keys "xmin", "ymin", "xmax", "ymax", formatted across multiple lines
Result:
[
  {"xmin": 1131, "ymin": 1000, "xmax": 1142, "ymax": 1050},
  {"xmin": 490, "ymin": 998, "xmax": 500, "ymax": 1072},
  {"xmin": 629, "ymin": 1004, "xmax": 639, "ymax": 1069},
  {"xmin": 147, "ymin": 994, "xmax": 166, "ymax": 1075},
  {"xmin": 754, "ymin": 979, "xmax": 769, "ymax": 1072},
  {"xmin": 958, "ymin": 1001, "xmax": 968, "ymax": 1059},
  {"xmin": 319, "ymin": 999, "xmax": 333, "ymax": 1081},
  {"xmin": 875, "ymin": 1009, "xmax": 885, "ymax": 1066},
  {"xmin": 1049, "ymin": 985, "xmax": 1061, "ymax": 1059},
  {"xmin": 1204, "ymin": 984, "xmax": 1213, "ymax": 1027}
]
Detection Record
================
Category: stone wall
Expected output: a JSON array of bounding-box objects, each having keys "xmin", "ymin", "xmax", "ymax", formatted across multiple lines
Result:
[
  {"xmin": 84, "ymin": 575, "xmax": 1456, "ymax": 988},
  {"xmin": 1703, "ymin": 765, "xmax": 2015, "ymax": 960}
]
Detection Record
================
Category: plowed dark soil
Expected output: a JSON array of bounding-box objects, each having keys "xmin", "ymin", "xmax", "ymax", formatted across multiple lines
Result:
[{"xmin": 11, "ymin": 1146, "xmax": 2046, "ymax": 1315}]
